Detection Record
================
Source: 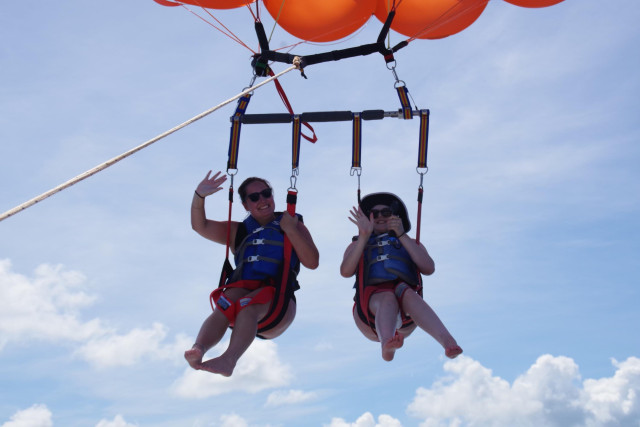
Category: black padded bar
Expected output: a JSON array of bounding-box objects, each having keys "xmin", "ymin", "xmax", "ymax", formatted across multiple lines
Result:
[{"xmin": 236, "ymin": 109, "xmax": 421, "ymax": 124}]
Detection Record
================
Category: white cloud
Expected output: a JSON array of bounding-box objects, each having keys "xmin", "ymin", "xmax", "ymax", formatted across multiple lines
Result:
[
  {"xmin": 1, "ymin": 404, "xmax": 52, "ymax": 427},
  {"xmin": 219, "ymin": 413, "xmax": 248, "ymax": 427},
  {"xmin": 172, "ymin": 339, "xmax": 292, "ymax": 398},
  {"xmin": 407, "ymin": 355, "xmax": 640, "ymax": 427},
  {"xmin": 326, "ymin": 412, "xmax": 402, "ymax": 427},
  {"xmin": 75, "ymin": 324, "xmax": 192, "ymax": 368},
  {"xmin": 265, "ymin": 389, "xmax": 318, "ymax": 407},
  {"xmin": 0, "ymin": 259, "xmax": 192, "ymax": 368},
  {"xmin": 583, "ymin": 357, "xmax": 640, "ymax": 425},
  {"xmin": 0, "ymin": 259, "xmax": 103, "ymax": 348},
  {"xmin": 95, "ymin": 414, "xmax": 138, "ymax": 427}
]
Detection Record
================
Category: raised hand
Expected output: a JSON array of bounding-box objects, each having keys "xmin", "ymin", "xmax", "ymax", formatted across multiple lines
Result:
[
  {"xmin": 386, "ymin": 215, "xmax": 405, "ymax": 238},
  {"xmin": 195, "ymin": 170, "xmax": 227, "ymax": 198},
  {"xmin": 348, "ymin": 206, "xmax": 373, "ymax": 239}
]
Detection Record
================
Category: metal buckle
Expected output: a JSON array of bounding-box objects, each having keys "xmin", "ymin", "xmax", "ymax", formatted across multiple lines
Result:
[
  {"xmin": 252, "ymin": 239, "xmax": 265, "ymax": 245},
  {"xmin": 376, "ymin": 254, "xmax": 389, "ymax": 262},
  {"xmin": 247, "ymin": 256, "xmax": 260, "ymax": 262}
]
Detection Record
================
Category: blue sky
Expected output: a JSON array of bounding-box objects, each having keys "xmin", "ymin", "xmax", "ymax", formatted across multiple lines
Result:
[{"xmin": 1, "ymin": 1, "xmax": 639, "ymax": 426}]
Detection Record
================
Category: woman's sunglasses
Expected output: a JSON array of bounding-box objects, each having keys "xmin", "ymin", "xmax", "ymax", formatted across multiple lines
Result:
[
  {"xmin": 370, "ymin": 208, "xmax": 393, "ymax": 218},
  {"xmin": 246, "ymin": 188, "xmax": 273, "ymax": 202}
]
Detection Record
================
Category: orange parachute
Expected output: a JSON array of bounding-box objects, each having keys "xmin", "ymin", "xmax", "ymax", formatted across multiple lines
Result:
[{"xmin": 153, "ymin": 1, "xmax": 565, "ymax": 48}]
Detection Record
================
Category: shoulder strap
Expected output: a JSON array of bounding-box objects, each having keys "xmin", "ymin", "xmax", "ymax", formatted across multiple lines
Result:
[{"xmin": 256, "ymin": 190, "xmax": 297, "ymax": 333}]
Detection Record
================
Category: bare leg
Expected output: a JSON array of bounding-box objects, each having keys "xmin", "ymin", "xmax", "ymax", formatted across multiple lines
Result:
[
  {"xmin": 369, "ymin": 292, "xmax": 404, "ymax": 361},
  {"xmin": 200, "ymin": 301, "xmax": 269, "ymax": 377},
  {"xmin": 401, "ymin": 290, "xmax": 462, "ymax": 359},
  {"xmin": 185, "ymin": 309, "xmax": 230, "ymax": 369}
]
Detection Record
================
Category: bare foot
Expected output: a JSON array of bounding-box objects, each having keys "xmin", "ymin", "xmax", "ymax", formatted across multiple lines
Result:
[
  {"xmin": 200, "ymin": 356, "xmax": 236, "ymax": 377},
  {"xmin": 184, "ymin": 345, "xmax": 204, "ymax": 369},
  {"xmin": 445, "ymin": 345, "xmax": 463, "ymax": 359},
  {"xmin": 381, "ymin": 332, "xmax": 404, "ymax": 361}
]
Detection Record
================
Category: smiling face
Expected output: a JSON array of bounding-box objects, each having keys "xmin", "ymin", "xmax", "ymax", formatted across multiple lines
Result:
[
  {"xmin": 370, "ymin": 204, "xmax": 393, "ymax": 234},
  {"xmin": 242, "ymin": 180, "xmax": 275, "ymax": 225}
]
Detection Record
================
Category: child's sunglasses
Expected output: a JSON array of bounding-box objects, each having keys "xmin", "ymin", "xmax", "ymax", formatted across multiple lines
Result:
[{"xmin": 370, "ymin": 208, "xmax": 393, "ymax": 218}]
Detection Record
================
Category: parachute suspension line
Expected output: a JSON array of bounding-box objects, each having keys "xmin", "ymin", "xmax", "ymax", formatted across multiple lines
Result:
[
  {"xmin": 406, "ymin": 0, "xmax": 489, "ymax": 43},
  {"xmin": 0, "ymin": 64, "xmax": 299, "ymax": 223},
  {"xmin": 246, "ymin": 0, "xmax": 259, "ymax": 22},
  {"xmin": 176, "ymin": 2, "xmax": 255, "ymax": 53},
  {"xmin": 351, "ymin": 112, "xmax": 363, "ymax": 205},
  {"xmin": 415, "ymin": 109, "xmax": 430, "ymax": 245},
  {"xmin": 267, "ymin": 0, "xmax": 287, "ymax": 44}
]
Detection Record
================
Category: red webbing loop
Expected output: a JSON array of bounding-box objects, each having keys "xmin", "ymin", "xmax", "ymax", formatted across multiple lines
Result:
[{"xmin": 267, "ymin": 68, "xmax": 317, "ymax": 143}]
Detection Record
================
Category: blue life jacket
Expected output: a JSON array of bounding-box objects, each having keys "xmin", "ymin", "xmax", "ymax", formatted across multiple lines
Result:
[
  {"xmin": 231, "ymin": 213, "xmax": 301, "ymax": 283},
  {"xmin": 363, "ymin": 233, "xmax": 419, "ymax": 287}
]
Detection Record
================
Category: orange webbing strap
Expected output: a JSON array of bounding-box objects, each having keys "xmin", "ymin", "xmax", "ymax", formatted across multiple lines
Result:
[
  {"xmin": 292, "ymin": 115, "xmax": 301, "ymax": 170},
  {"xmin": 227, "ymin": 94, "xmax": 251, "ymax": 171},
  {"xmin": 415, "ymin": 109, "xmax": 429, "ymax": 245},
  {"xmin": 256, "ymin": 190, "xmax": 297, "ymax": 333},
  {"xmin": 396, "ymin": 85, "xmax": 413, "ymax": 120}
]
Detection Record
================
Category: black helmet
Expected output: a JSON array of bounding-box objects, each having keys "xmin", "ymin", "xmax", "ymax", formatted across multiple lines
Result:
[{"xmin": 360, "ymin": 192, "xmax": 411, "ymax": 233}]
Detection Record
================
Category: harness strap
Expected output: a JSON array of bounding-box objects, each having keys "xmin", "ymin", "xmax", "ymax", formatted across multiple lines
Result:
[
  {"xmin": 416, "ymin": 109, "xmax": 429, "ymax": 244},
  {"xmin": 292, "ymin": 115, "xmax": 302, "ymax": 170},
  {"xmin": 351, "ymin": 112, "xmax": 363, "ymax": 204},
  {"xmin": 227, "ymin": 94, "xmax": 251, "ymax": 171},
  {"xmin": 396, "ymin": 85, "xmax": 414, "ymax": 120},
  {"xmin": 256, "ymin": 191, "xmax": 297, "ymax": 334},
  {"xmin": 417, "ymin": 110, "xmax": 429, "ymax": 169},
  {"xmin": 210, "ymin": 280, "xmax": 275, "ymax": 325},
  {"xmin": 355, "ymin": 277, "xmax": 417, "ymax": 335}
]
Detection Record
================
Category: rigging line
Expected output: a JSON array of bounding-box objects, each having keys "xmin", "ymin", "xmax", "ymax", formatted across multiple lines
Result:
[
  {"xmin": 196, "ymin": 4, "xmax": 255, "ymax": 52},
  {"xmin": 0, "ymin": 64, "xmax": 299, "ymax": 223},
  {"xmin": 268, "ymin": 0, "xmax": 287, "ymax": 44},
  {"xmin": 179, "ymin": 3, "xmax": 255, "ymax": 53},
  {"xmin": 245, "ymin": 0, "xmax": 259, "ymax": 22}
]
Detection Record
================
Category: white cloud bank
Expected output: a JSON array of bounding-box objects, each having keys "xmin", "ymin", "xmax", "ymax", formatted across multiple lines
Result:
[
  {"xmin": 408, "ymin": 355, "xmax": 640, "ymax": 427},
  {"xmin": 1, "ymin": 406, "xmax": 137, "ymax": 427},
  {"xmin": 0, "ymin": 259, "xmax": 188, "ymax": 367},
  {"xmin": 329, "ymin": 355, "xmax": 639, "ymax": 427},
  {"xmin": 326, "ymin": 412, "xmax": 402, "ymax": 427},
  {"xmin": 0, "ymin": 404, "xmax": 52, "ymax": 427}
]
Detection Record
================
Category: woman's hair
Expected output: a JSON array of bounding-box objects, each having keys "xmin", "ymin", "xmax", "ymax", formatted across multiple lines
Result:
[{"xmin": 238, "ymin": 177, "xmax": 272, "ymax": 203}]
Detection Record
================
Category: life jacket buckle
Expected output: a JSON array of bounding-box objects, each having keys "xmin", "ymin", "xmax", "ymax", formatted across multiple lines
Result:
[
  {"xmin": 252, "ymin": 238, "xmax": 265, "ymax": 245},
  {"xmin": 376, "ymin": 254, "xmax": 389, "ymax": 262},
  {"xmin": 247, "ymin": 255, "xmax": 261, "ymax": 262}
]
